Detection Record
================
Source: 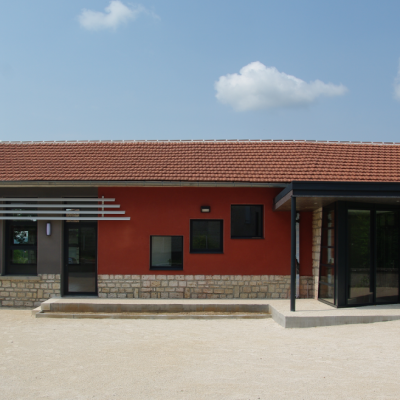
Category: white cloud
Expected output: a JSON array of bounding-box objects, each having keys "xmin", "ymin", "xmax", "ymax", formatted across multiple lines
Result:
[
  {"xmin": 78, "ymin": 1, "xmax": 155, "ymax": 31},
  {"xmin": 215, "ymin": 61, "xmax": 348, "ymax": 111},
  {"xmin": 394, "ymin": 62, "xmax": 400, "ymax": 101}
]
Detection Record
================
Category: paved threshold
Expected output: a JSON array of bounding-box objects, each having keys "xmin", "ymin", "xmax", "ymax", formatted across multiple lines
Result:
[{"xmin": 33, "ymin": 298, "xmax": 400, "ymax": 328}]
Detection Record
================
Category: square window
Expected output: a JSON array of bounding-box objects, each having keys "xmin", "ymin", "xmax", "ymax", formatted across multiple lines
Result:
[
  {"xmin": 190, "ymin": 220, "xmax": 223, "ymax": 253},
  {"xmin": 150, "ymin": 236, "xmax": 183, "ymax": 269},
  {"xmin": 231, "ymin": 205, "xmax": 263, "ymax": 238}
]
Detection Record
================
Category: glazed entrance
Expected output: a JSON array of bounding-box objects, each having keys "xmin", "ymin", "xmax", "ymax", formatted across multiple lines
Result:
[
  {"xmin": 347, "ymin": 208, "xmax": 399, "ymax": 305},
  {"xmin": 64, "ymin": 222, "xmax": 97, "ymax": 295},
  {"xmin": 318, "ymin": 203, "xmax": 400, "ymax": 307}
]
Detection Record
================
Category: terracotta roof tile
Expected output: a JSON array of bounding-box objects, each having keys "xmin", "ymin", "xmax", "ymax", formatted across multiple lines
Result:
[{"xmin": 0, "ymin": 140, "xmax": 400, "ymax": 183}]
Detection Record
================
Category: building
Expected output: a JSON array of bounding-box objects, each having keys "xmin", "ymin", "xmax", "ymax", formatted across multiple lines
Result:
[{"xmin": 0, "ymin": 140, "xmax": 400, "ymax": 309}]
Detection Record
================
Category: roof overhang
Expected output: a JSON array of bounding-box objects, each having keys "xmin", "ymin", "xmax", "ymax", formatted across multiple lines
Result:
[{"xmin": 274, "ymin": 181, "xmax": 400, "ymax": 211}]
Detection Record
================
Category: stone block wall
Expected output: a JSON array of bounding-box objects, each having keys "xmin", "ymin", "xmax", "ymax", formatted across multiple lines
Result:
[
  {"xmin": 0, "ymin": 274, "xmax": 61, "ymax": 307},
  {"xmin": 312, "ymin": 207, "xmax": 323, "ymax": 299},
  {"xmin": 98, "ymin": 274, "xmax": 314, "ymax": 300}
]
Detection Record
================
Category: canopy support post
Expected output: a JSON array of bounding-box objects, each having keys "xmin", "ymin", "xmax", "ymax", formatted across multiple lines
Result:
[{"xmin": 291, "ymin": 195, "xmax": 296, "ymax": 312}]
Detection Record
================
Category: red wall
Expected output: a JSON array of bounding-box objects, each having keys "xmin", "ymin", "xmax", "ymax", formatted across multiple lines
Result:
[{"xmin": 97, "ymin": 187, "xmax": 313, "ymax": 276}]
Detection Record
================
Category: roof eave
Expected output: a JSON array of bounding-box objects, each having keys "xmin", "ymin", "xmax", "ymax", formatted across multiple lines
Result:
[{"xmin": 0, "ymin": 180, "xmax": 289, "ymax": 188}]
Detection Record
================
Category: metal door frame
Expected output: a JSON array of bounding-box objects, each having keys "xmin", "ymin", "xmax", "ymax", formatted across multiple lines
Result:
[{"xmin": 63, "ymin": 221, "xmax": 98, "ymax": 296}]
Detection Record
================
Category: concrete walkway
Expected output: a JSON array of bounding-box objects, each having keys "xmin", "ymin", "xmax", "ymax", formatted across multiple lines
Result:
[{"xmin": 34, "ymin": 298, "xmax": 400, "ymax": 328}]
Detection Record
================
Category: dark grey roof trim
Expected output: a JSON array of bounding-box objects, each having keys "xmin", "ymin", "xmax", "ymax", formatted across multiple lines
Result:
[
  {"xmin": 0, "ymin": 180, "xmax": 287, "ymax": 188},
  {"xmin": 274, "ymin": 181, "xmax": 400, "ymax": 210}
]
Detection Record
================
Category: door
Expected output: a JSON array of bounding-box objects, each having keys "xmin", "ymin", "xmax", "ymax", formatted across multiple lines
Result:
[
  {"xmin": 347, "ymin": 209, "xmax": 373, "ymax": 305},
  {"xmin": 347, "ymin": 207, "xmax": 400, "ymax": 306},
  {"xmin": 376, "ymin": 210, "xmax": 399, "ymax": 304},
  {"xmin": 64, "ymin": 222, "xmax": 97, "ymax": 295}
]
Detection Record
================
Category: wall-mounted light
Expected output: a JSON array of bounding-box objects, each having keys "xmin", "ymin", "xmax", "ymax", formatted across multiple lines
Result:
[
  {"xmin": 201, "ymin": 206, "xmax": 211, "ymax": 213},
  {"xmin": 46, "ymin": 222, "xmax": 51, "ymax": 236}
]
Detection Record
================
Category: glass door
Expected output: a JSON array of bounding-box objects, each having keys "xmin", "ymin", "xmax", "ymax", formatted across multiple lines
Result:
[
  {"xmin": 347, "ymin": 209, "xmax": 373, "ymax": 305},
  {"xmin": 64, "ymin": 222, "xmax": 97, "ymax": 295},
  {"xmin": 346, "ymin": 207, "xmax": 400, "ymax": 306},
  {"xmin": 376, "ymin": 210, "xmax": 399, "ymax": 304}
]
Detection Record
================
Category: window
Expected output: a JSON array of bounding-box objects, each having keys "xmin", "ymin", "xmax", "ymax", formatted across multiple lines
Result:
[
  {"xmin": 6, "ymin": 220, "xmax": 37, "ymax": 275},
  {"xmin": 231, "ymin": 205, "xmax": 263, "ymax": 238},
  {"xmin": 150, "ymin": 236, "xmax": 183, "ymax": 269},
  {"xmin": 190, "ymin": 220, "xmax": 223, "ymax": 253}
]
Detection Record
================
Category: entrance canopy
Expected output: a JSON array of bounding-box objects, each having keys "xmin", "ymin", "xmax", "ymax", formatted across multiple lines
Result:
[
  {"xmin": 274, "ymin": 181, "xmax": 400, "ymax": 311},
  {"xmin": 274, "ymin": 181, "xmax": 400, "ymax": 211}
]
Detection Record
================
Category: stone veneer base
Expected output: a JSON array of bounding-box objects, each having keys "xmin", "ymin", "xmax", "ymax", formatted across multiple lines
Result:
[
  {"xmin": 0, "ymin": 274, "xmax": 61, "ymax": 307},
  {"xmin": 98, "ymin": 275, "xmax": 314, "ymax": 300},
  {"xmin": 312, "ymin": 208, "xmax": 323, "ymax": 299},
  {"xmin": 0, "ymin": 274, "xmax": 314, "ymax": 306}
]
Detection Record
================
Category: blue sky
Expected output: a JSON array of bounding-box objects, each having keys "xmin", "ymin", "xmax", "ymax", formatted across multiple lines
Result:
[{"xmin": 0, "ymin": 0, "xmax": 399, "ymax": 142}]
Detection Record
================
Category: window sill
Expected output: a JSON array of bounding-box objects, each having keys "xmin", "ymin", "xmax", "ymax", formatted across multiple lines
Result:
[
  {"xmin": 150, "ymin": 267, "xmax": 183, "ymax": 271},
  {"xmin": 0, "ymin": 275, "xmax": 40, "ymax": 281},
  {"xmin": 231, "ymin": 237, "xmax": 264, "ymax": 239},
  {"xmin": 190, "ymin": 251, "xmax": 224, "ymax": 254}
]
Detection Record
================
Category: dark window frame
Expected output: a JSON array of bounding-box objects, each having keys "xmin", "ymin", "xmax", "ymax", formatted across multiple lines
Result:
[
  {"xmin": 150, "ymin": 235, "xmax": 184, "ymax": 270},
  {"xmin": 342, "ymin": 202, "xmax": 400, "ymax": 308},
  {"xmin": 230, "ymin": 205, "xmax": 264, "ymax": 239},
  {"xmin": 64, "ymin": 221, "xmax": 98, "ymax": 296},
  {"xmin": 190, "ymin": 219, "xmax": 223, "ymax": 254},
  {"xmin": 318, "ymin": 203, "xmax": 337, "ymax": 306},
  {"xmin": 5, "ymin": 219, "xmax": 38, "ymax": 276}
]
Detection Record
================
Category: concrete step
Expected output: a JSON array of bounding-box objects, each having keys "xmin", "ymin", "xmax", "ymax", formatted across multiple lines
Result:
[
  {"xmin": 33, "ymin": 298, "xmax": 400, "ymax": 327},
  {"xmin": 42, "ymin": 301, "xmax": 270, "ymax": 314},
  {"xmin": 34, "ymin": 298, "xmax": 271, "ymax": 319},
  {"xmin": 36, "ymin": 311, "xmax": 271, "ymax": 319}
]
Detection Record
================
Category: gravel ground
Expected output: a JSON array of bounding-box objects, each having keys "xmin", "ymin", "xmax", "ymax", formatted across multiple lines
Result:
[{"xmin": 1, "ymin": 309, "xmax": 400, "ymax": 400}]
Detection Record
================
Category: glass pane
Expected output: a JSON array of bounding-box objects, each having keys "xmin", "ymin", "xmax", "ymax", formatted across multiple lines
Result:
[
  {"xmin": 12, "ymin": 226, "xmax": 37, "ymax": 245},
  {"xmin": 68, "ymin": 266, "xmax": 96, "ymax": 293},
  {"xmin": 68, "ymin": 247, "xmax": 79, "ymax": 264},
  {"xmin": 347, "ymin": 210, "xmax": 373, "ymax": 305},
  {"xmin": 80, "ymin": 227, "xmax": 96, "ymax": 264},
  {"xmin": 192, "ymin": 221, "xmax": 208, "ymax": 250},
  {"xmin": 207, "ymin": 221, "xmax": 222, "ymax": 250},
  {"xmin": 231, "ymin": 205, "xmax": 262, "ymax": 238},
  {"xmin": 6, "ymin": 263, "xmax": 37, "ymax": 275},
  {"xmin": 319, "ymin": 283, "xmax": 335, "ymax": 304},
  {"xmin": 151, "ymin": 236, "xmax": 183, "ymax": 267},
  {"xmin": 321, "ymin": 228, "xmax": 335, "ymax": 247},
  {"xmin": 68, "ymin": 228, "xmax": 79, "ymax": 245},
  {"xmin": 11, "ymin": 249, "xmax": 37, "ymax": 264},
  {"xmin": 192, "ymin": 220, "xmax": 222, "ymax": 251},
  {"xmin": 319, "ymin": 265, "xmax": 334, "ymax": 285},
  {"xmin": 323, "ymin": 209, "xmax": 335, "ymax": 228},
  {"xmin": 321, "ymin": 247, "xmax": 335, "ymax": 265},
  {"xmin": 376, "ymin": 211, "xmax": 399, "ymax": 303}
]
